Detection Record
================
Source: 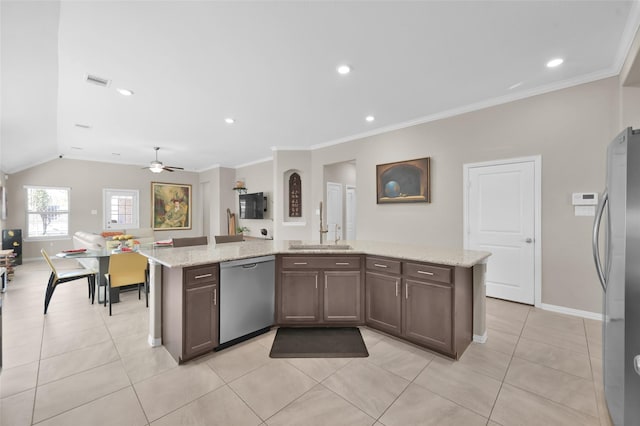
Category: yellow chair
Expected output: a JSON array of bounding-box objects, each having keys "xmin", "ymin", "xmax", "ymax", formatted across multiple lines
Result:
[
  {"xmin": 104, "ymin": 252, "xmax": 148, "ymax": 316},
  {"xmin": 42, "ymin": 249, "xmax": 97, "ymax": 314}
]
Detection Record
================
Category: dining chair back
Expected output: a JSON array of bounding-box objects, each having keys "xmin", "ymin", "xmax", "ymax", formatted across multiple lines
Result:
[
  {"xmin": 214, "ymin": 235, "xmax": 244, "ymax": 243},
  {"xmin": 105, "ymin": 252, "xmax": 148, "ymax": 316},
  {"xmin": 42, "ymin": 249, "xmax": 97, "ymax": 314},
  {"xmin": 172, "ymin": 236, "xmax": 208, "ymax": 247}
]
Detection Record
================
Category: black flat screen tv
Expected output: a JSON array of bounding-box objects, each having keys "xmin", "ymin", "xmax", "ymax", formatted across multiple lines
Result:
[{"xmin": 239, "ymin": 192, "xmax": 265, "ymax": 219}]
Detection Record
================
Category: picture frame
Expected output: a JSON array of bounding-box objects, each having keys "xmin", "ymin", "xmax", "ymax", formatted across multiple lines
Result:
[
  {"xmin": 376, "ymin": 157, "xmax": 431, "ymax": 204},
  {"xmin": 152, "ymin": 182, "xmax": 192, "ymax": 230}
]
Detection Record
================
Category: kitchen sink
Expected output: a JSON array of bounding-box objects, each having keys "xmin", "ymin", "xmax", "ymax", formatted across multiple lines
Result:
[{"xmin": 288, "ymin": 244, "xmax": 352, "ymax": 250}]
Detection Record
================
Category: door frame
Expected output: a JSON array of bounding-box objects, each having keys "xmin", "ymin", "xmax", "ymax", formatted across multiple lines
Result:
[
  {"xmin": 462, "ymin": 155, "xmax": 542, "ymax": 307},
  {"xmin": 326, "ymin": 181, "xmax": 343, "ymax": 241},
  {"xmin": 345, "ymin": 185, "xmax": 356, "ymax": 240}
]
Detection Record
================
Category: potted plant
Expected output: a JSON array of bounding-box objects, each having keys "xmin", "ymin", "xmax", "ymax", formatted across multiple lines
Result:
[{"xmin": 236, "ymin": 226, "xmax": 250, "ymax": 235}]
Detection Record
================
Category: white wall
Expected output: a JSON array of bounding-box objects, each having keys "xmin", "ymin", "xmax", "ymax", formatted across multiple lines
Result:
[
  {"xmin": 199, "ymin": 166, "xmax": 236, "ymax": 238},
  {"xmin": 235, "ymin": 160, "xmax": 274, "ymax": 239},
  {"xmin": 6, "ymin": 158, "xmax": 202, "ymax": 259},
  {"xmin": 273, "ymin": 149, "xmax": 312, "ymax": 240},
  {"xmin": 297, "ymin": 77, "xmax": 619, "ymax": 314}
]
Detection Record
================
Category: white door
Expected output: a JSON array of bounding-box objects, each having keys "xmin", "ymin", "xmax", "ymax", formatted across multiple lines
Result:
[
  {"xmin": 465, "ymin": 158, "xmax": 538, "ymax": 304},
  {"xmin": 345, "ymin": 185, "xmax": 356, "ymax": 240},
  {"xmin": 326, "ymin": 182, "xmax": 343, "ymax": 242}
]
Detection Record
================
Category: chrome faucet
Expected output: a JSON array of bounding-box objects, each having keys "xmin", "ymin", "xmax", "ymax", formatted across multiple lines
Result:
[{"xmin": 319, "ymin": 201, "xmax": 328, "ymax": 244}]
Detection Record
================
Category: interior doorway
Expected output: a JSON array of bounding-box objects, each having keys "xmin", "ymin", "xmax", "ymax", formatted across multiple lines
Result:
[
  {"xmin": 323, "ymin": 160, "xmax": 357, "ymax": 242},
  {"xmin": 463, "ymin": 156, "xmax": 541, "ymax": 305}
]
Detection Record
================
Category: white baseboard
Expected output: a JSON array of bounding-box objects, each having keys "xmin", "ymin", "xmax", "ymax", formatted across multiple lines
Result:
[
  {"xmin": 148, "ymin": 335, "xmax": 162, "ymax": 347},
  {"xmin": 538, "ymin": 302, "xmax": 603, "ymax": 321},
  {"xmin": 473, "ymin": 331, "xmax": 487, "ymax": 343}
]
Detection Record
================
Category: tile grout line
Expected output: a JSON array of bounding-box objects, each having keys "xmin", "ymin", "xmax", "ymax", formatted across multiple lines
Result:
[
  {"xmin": 484, "ymin": 305, "xmax": 531, "ymax": 423},
  {"xmin": 491, "ymin": 309, "xmax": 602, "ymax": 424},
  {"xmin": 584, "ymin": 317, "xmax": 609, "ymax": 426}
]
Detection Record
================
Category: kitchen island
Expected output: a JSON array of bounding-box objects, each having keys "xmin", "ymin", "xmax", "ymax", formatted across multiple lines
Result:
[{"xmin": 139, "ymin": 240, "xmax": 490, "ymax": 361}]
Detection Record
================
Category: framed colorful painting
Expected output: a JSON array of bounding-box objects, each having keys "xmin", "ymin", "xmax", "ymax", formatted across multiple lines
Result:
[
  {"xmin": 376, "ymin": 157, "xmax": 431, "ymax": 204},
  {"xmin": 152, "ymin": 182, "xmax": 192, "ymax": 230}
]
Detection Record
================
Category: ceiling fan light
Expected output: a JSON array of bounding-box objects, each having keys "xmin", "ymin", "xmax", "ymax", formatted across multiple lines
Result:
[{"xmin": 150, "ymin": 165, "xmax": 163, "ymax": 173}]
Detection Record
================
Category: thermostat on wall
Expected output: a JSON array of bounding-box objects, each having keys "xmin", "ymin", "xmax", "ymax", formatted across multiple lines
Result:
[{"xmin": 572, "ymin": 192, "xmax": 598, "ymax": 205}]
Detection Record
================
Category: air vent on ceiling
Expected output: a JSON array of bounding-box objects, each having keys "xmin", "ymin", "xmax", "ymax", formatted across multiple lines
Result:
[
  {"xmin": 74, "ymin": 123, "xmax": 91, "ymax": 129},
  {"xmin": 85, "ymin": 74, "xmax": 110, "ymax": 87}
]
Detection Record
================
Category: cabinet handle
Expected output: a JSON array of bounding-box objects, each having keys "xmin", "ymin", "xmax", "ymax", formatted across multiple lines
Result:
[
  {"xmin": 395, "ymin": 280, "xmax": 399, "ymax": 297},
  {"xmin": 213, "ymin": 288, "xmax": 217, "ymax": 305},
  {"xmin": 195, "ymin": 273, "xmax": 213, "ymax": 279},
  {"xmin": 335, "ymin": 262, "xmax": 350, "ymax": 265},
  {"xmin": 294, "ymin": 262, "xmax": 308, "ymax": 265},
  {"xmin": 374, "ymin": 263, "xmax": 388, "ymax": 268},
  {"xmin": 405, "ymin": 285, "xmax": 409, "ymax": 299},
  {"xmin": 417, "ymin": 270, "xmax": 434, "ymax": 276},
  {"xmin": 315, "ymin": 276, "xmax": 318, "ymax": 289}
]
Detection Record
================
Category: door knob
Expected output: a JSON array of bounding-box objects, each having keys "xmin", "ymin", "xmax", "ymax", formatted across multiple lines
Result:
[
  {"xmin": 635, "ymin": 355, "xmax": 640, "ymax": 376},
  {"xmin": 525, "ymin": 238, "xmax": 533, "ymax": 243}
]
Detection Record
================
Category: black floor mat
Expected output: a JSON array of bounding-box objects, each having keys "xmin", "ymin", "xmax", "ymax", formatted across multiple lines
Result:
[{"xmin": 269, "ymin": 327, "xmax": 369, "ymax": 358}]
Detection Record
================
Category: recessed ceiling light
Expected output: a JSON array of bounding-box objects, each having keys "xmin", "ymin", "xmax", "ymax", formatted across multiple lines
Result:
[
  {"xmin": 546, "ymin": 58, "xmax": 564, "ymax": 68},
  {"xmin": 117, "ymin": 88, "xmax": 134, "ymax": 96},
  {"xmin": 365, "ymin": 115, "xmax": 375, "ymax": 122},
  {"xmin": 508, "ymin": 82, "xmax": 523, "ymax": 90},
  {"xmin": 225, "ymin": 118, "xmax": 235, "ymax": 124},
  {"xmin": 337, "ymin": 65, "xmax": 351, "ymax": 75}
]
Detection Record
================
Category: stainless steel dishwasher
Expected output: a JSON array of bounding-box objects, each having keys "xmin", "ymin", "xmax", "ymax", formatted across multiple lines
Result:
[{"xmin": 218, "ymin": 255, "xmax": 275, "ymax": 348}]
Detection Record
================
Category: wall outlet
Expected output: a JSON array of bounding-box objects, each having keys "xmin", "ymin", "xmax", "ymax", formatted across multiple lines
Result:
[{"xmin": 91, "ymin": 209, "xmax": 97, "ymax": 215}]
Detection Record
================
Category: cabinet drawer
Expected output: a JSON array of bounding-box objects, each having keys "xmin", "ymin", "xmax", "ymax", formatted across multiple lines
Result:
[
  {"xmin": 403, "ymin": 262, "xmax": 451, "ymax": 284},
  {"xmin": 366, "ymin": 257, "xmax": 401, "ymax": 274},
  {"xmin": 185, "ymin": 264, "xmax": 218, "ymax": 287},
  {"xmin": 281, "ymin": 256, "xmax": 361, "ymax": 270}
]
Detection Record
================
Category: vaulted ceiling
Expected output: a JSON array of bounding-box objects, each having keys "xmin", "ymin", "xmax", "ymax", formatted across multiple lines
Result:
[{"xmin": 2, "ymin": 1, "xmax": 639, "ymax": 174}]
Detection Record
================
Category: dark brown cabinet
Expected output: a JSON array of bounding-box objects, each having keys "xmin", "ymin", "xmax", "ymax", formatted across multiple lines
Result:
[
  {"xmin": 163, "ymin": 263, "xmax": 219, "ymax": 363},
  {"xmin": 365, "ymin": 256, "xmax": 472, "ymax": 359},
  {"xmin": 365, "ymin": 257, "xmax": 402, "ymax": 335},
  {"xmin": 184, "ymin": 281, "xmax": 218, "ymax": 359},
  {"xmin": 324, "ymin": 270, "xmax": 362, "ymax": 322},
  {"xmin": 280, "ymin": 270, "xmax": 320, "ymax": 322},
  {"xmin": 403, "ymin": 278, "xmax": 452, "ymax": 352},
  {"xmin": 277, "ymin": 255, "xmax": 364, "ymax": 326}
]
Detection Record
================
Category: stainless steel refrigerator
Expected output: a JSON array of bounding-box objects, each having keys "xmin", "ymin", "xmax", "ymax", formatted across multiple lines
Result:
[{"xmin": 593, "ymin": 127, "xmax": 640, "ymax": 426}]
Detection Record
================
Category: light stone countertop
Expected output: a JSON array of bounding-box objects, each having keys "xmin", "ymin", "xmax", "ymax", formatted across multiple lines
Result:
[{"xmin": 138, "ymin": 239, "xmax": 491, "ymax": 268}]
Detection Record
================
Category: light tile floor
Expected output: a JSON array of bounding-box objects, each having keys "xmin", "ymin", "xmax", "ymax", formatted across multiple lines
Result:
[{"xmin": 1, "ymin": 259, "xmax": 612, "ymax": 425}]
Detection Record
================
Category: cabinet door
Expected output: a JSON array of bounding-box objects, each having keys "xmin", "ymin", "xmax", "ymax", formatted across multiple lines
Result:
[
  {"xmin": 323, "ymin": 270, "xmax": 362, "ymax": 323},
  {"xmin": 365, "ymin": 271, "xmax": 401, "ymax": 335},
  {"xmin": 402, "ymin": 278, "xmax": 452, "ymax": 353},
  {"xmin": 280, "ymin": 270, "xmax": 320, "ymax": 323},
  {"xmin": 184, "ymin": 283, "xmax": 218, "ymax": 359}
]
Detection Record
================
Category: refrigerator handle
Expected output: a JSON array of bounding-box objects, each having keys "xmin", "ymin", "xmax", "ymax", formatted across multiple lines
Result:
[{"xmin": 592, "ymin": 190, "xmax": 608, "ymax": 292}]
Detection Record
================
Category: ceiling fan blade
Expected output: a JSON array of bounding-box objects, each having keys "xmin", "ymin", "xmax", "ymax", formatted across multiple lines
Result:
[
  {"xmin": 163, "ymin": 167, "xmax": 175, "ymax": 172},
  {"xmin": 165, "ymin": 166, "xmax": 184, "ymax": 170}
]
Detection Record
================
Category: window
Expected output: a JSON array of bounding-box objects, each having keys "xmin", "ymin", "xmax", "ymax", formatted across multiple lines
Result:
[
  {"xmin": 103, "ymin": 189, "xmax": 139, "ymax": 230},
  {"xmin": 26, "ymin": 186, "xmax": 70, "ymax": 238}
]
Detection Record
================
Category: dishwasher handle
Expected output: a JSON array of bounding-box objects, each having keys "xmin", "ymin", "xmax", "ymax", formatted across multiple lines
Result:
[{"xmin": 242, "ymin": 263, "xmax": 258, "ymax": 269}]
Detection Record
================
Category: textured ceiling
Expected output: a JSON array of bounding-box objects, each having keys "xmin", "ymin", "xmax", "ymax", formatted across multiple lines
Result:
[{"xmin": 1, "ymin": 1, "xmax": 639, "ymax": 173}]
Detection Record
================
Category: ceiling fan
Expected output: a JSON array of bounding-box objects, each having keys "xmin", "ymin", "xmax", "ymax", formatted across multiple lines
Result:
[{"xmin": 144, "ymin": 147, "xmax": 184, "ymax": 173}]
